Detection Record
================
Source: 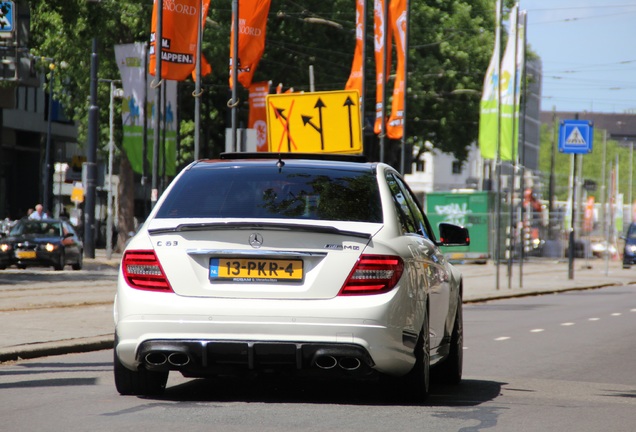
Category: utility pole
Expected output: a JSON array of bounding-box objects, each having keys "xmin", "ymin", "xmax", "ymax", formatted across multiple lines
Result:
[
  {"xmin": 43, "ymin": 62, "xmax": 54, "ymax": 216},
  {"xmin": 84, "ymin": 38, "xmax": 99, "ymax": 259},
  {"xmin": 152, "ymin": 0, "xmax": 163, "ymax": 208}
]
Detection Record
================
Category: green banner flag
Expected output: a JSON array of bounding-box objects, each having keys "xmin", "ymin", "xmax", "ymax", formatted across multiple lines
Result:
[
  {"xmin": 115, "ymin": 43, "xmax": 177, "ymax": 177},
  {"xmin": 478, "ymin": 0, "xmax": 501, "ymax": 160},
  {"xmin": 499, "ymin": 5, "xmax": 518, "ymax": 161}
]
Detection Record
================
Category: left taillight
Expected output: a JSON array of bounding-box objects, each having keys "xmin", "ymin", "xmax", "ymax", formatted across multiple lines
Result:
[
  {"xmin": 339, "ymin": 255, "xmax": 404, "ymax": 296},
  {"xmin": 122, "ymin": 250, "xmax": 173, "ymax": 292}
]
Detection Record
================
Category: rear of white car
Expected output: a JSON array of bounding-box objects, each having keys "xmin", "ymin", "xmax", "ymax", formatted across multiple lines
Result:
[{"xmin": 114, "ymin": 155, "xmax": 467, "ymax": 398}]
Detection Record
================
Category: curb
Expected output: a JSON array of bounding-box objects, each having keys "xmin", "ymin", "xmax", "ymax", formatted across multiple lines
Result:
[
  {"xmin": 0, "ymin": 335, "xmax": 114, "ymax": 363},
  {"xmin": 463, "ymin": 281, "xmax": 626, "ymax": 304}
]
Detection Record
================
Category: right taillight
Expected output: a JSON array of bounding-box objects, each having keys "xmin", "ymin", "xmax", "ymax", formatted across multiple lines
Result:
[
  {"xmin": 122, "ymin": 250, "xmax": 173, "ymax": 292},
  {"xmin": 339, "ymin": 255, "xmax": 404, "ymax": 296}
]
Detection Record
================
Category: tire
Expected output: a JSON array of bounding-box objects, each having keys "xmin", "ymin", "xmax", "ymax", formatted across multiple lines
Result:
[
  {"xmin": 402, "ymin": 309, "xmax": 430, "ymax": 402},
  {"xmin": 434, "ymin": 300, "xmax": 463, "ymax": 385},
  {"xmin": 71, "ymin": 251, "xmax": 83, "ymax": 271},
  {"xmin": 114, "ymin": 345, "xmax": 168, "ymax": 396},
  {"xmin": 53, "ymin": 252, "xmax": 65, "ymax": 271}
]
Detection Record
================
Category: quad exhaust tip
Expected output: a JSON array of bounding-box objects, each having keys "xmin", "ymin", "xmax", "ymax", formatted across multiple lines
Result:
[
  {"xmin": 315, "ymin": 355, "xmax": 361, "ymax": 371},
  {"xmin": 145, "ymin": 352, "xmax": 168, "ymax": 366},
  {"xmin": 144, "ymin": 351, "xmax": 190, "ymax": 368},
  {"xmin": 167, "ymin": 352, "xmax": 190, "ymax": 367}
]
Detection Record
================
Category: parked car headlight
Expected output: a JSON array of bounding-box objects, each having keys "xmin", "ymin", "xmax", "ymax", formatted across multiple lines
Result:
[
  {"xmin": 0, "ymin": 243, "xmax": 11, "ymax": 252},
  {"xmin": 626, "ymin": 245, "xmax": 636, "ymax": 254},
  {"xmin": 43, "ymin": 243, "xmax": 58, "ymax": 252}
]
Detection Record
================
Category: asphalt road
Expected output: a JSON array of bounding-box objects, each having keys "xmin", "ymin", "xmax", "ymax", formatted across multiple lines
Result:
[{"xmin": 1, "ymin": 284, "xmax": 634, "ymax": 431}]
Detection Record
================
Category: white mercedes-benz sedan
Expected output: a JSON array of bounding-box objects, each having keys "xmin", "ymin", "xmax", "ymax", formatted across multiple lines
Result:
[{"xmin": 114, "ymin": 153, "xmax": 469, "ymax": 400}]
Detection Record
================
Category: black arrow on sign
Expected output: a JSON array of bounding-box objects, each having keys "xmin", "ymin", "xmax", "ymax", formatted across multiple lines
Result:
[
  {"xmin": 301, "ymin": 98, "xmax": 326, "ymax": 150},
  {"xmin": 343, "ymin": 96, "xmax": 356, "ymax": 148},
  {"xmin": 275, "ymin": 107, "xmax": 293, "ymax": 151}
]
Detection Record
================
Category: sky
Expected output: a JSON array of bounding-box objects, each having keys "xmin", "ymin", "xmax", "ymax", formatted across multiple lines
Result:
[{"xmin": 521, "ymin": 0, "xmax": 636, "ymax": 114}]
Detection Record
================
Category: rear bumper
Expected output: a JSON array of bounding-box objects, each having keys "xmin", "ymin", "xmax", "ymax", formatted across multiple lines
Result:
[
  {"xmin": 115, "ymin": 315, "xmax": 415, "ymax": 378},
  {"xmin": 114, "ymin": 285, "xmax": 419, "ymax": 377},
  {"xmin": 127, "ymin": 339, "xmax": 376, "ymax": 378}
]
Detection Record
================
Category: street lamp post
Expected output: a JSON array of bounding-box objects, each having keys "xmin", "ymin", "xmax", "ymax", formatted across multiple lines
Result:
[
  {"xmin": 42, "ymin": 58, "xmax": 68, "ymax": 217},
  {"xmin": 85, "ymin": 38, "xmax": 99, "ymax": 258},
  {"xmin": 43, "ymin": 61, "xmax": 54, "ymax": 216},
  {"xmin": 99, "ymin": 79, "xmax": 123, "ymax": 259}
]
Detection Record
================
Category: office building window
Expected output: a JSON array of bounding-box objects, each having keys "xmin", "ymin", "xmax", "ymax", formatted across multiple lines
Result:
[{"xmin": 452, "ymin": 160, "xmax": 462, "ymax": 174}]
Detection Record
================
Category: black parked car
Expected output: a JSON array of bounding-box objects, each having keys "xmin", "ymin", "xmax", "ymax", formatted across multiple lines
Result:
[
  {"xmin": 0, "ymin": 218, "xmax": 83, "ymax": 271},
  {"xmin": 622, "ymin": 223, "xmax": 636, "ymax": 269}
]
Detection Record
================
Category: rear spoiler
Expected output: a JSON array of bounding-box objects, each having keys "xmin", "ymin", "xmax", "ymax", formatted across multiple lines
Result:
[{"xmin": 220, "ymin": 152, "xmax": 367, "ymax": 163}]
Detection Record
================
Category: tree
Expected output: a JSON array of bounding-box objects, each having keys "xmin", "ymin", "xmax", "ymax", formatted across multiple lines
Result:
[{"xmin": 29, "ymin": 0, "xmax": 151, "ymax": 251}]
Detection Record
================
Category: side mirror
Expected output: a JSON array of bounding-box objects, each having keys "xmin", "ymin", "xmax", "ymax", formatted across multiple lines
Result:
[{"xmin": 437, "ymin": 223, "xmax": 470, "ymax": 247}]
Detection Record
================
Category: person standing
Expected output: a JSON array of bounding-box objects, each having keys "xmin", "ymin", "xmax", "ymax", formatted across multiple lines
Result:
[{"xmin": 29, "ymin": 204, "xmax": 49, "ymax": 220}]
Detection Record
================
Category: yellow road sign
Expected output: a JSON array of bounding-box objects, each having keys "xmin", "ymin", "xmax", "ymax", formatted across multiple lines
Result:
[
  {"xmin": 70, "ymin": 186, "xmax": 84, "ymax": 203},
  {"xmin": 266, "ymin": 90, "xmax": 362, "ymax": 154}
]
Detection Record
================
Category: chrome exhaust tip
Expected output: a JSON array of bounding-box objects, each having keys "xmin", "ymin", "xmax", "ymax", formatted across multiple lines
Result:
[
  {"xmin": 145, "ymin": 352, "xmax": 168, "ymax": 366},
  {"xmin": 315, "ymin": 355, "xmax": 338, "ymax": 370},
  {"xmin": 167, "ymin": 352, "xmax": 190, "ymax": 367},
  {"xmin": 338, "ymin": 357, "xmax": 361, "ymax": 371}
]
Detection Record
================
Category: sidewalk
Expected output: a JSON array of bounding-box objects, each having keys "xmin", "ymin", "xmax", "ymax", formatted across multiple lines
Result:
[{"xmin": 1, "ymin": 252, "xmax": 635, "ymax": 363}]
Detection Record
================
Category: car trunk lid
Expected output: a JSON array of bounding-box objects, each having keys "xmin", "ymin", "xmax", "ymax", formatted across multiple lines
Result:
[{"xmin": 146, "ymin": 219, "xmax": 380, "ymax": 299}]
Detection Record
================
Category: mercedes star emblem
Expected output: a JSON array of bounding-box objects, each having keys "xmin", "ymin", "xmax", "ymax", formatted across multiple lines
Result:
[{"xmin": 249, "ymin": 233, "xmax": 264, "ymax": 248}]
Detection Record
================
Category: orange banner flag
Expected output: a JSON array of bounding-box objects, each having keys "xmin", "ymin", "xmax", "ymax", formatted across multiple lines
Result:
[
  {"xmin": 387, "ymin": 0, "xmax": 407, "ymax": 140},
  {"xmin": 248, "ymin": 81, "xmax": 271, "ymax": 152},
  {"xmin": 345, "ymin": 0, "xmax": 365, "ymax": 94},
  {"xmin": 230, "ymin": 0, "xmax": 272, "ymax": 89},
  {"xmin": 374, "ymin": 0, "xmax": 392, "ymax": 135},
  {"xmin": 149, "ymin": 0, "xmax": 212, "ymax": 81}
]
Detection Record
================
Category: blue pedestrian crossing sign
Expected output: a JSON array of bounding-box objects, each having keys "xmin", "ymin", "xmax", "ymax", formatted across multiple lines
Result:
[
  {"xmin": 0, "ymin": 1, "xmax": 15, "ymax": 34},
  {"xmin": 559, "ymin": 119, "xmax": 593, "ymax": 154}
]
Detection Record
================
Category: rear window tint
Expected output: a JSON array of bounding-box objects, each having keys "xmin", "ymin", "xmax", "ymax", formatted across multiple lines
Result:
[{"xmin": 155, "ymin": 165, "xmax": 383, "ymax": 223}]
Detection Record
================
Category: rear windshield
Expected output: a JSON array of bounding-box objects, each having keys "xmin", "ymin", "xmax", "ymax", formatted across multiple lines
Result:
[{"xmin": 155, "ymin": 165, "xmax": 383, "ymax": 223}]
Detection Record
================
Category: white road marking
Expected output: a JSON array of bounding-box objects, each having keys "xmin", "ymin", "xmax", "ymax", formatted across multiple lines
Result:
[
  {"xmin": 494, "ymin": 337, "xmax": 510, "ymax": 341},
  {"xmin": 589, "ymin": 318, "xmax": 600, "ymax": 321},
  {"xmin": 611, "ymin": 313, "xmax": 621, "ymax": 317},
  {"xmin": 530, "ymin": 329, "xmax": 544, "ymax": 333},
  {"xmin": 561, "ymin": 322, "xmax": 575, "ymax": 326}
]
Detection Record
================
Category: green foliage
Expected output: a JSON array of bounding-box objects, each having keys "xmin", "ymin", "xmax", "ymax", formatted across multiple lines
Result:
[
  {"xmin": 28, "ymin": 0, "xmax": 502, "ymax": 164},
  {"xmin": 29, "ymin": 0, "xmax": 151, "ymax": 159},
  {"xmin": 538, "ymin": 120, "xmax": 636, "ymax": 202}
]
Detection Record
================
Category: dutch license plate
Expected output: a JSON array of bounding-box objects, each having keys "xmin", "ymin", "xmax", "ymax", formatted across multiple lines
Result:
[
  {"xmin": 209, "ymin": 257, "xmax": 303, "ymax": 282},
  {"xmin": 17, "ymin": 251, "xmax": 36, "ymax": 259}
]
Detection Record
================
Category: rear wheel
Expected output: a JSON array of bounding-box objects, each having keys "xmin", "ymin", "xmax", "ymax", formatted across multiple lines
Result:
[
  {"xmin": 114, "ymin": 345, "xmax": 168, "ymax": 396},
  {"xmin": 402, "ymin": 310, "xmax": 430, "ymax": 402},
  {"xmin": 435, "ymin": 300, "xmax": 463, "ymax": 385}
]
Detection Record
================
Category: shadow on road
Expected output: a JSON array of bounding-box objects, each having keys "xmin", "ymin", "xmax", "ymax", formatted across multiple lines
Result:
[{"xmin": 155, "ymin": 375, "xmax": 503, "ymax": 407}]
